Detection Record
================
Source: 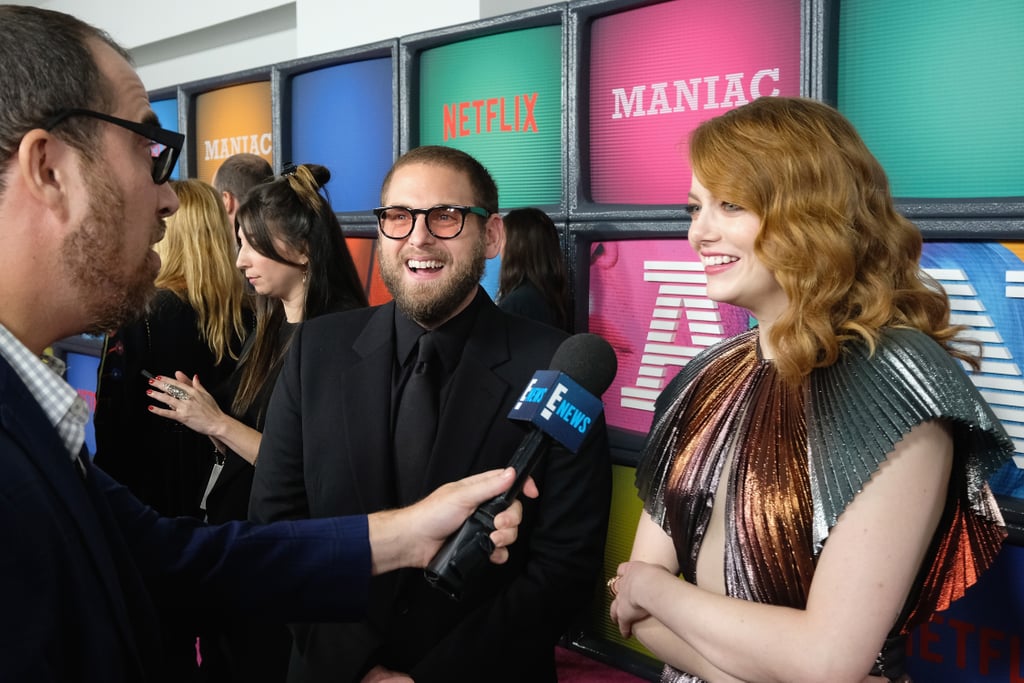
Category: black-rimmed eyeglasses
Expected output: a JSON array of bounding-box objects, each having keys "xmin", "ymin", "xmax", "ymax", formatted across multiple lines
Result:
[
  {"xmin": 43, "ymin": 108, "xmax": 185, "ymax": 185},
  {"xmin": 373, "ymin": 205, "xmax": 490, "ymax": 240}
]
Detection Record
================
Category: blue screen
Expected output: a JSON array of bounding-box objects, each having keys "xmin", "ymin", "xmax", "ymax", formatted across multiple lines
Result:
[
  {"xmin": 290, "ymin": 57, "xmax": 394, "ymax": 212},
  {"xmin": 151, "ymin": 98, "xmax": 180, "ymax": 181},
  {"xmin": 65, "ymin": 351, "xmax": 100, "ymax": 455}
]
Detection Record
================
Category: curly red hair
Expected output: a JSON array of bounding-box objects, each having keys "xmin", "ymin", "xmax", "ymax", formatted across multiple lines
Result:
[{"xmin": 689, "ymin": 97, "xmax": 976, "ymax": 384}]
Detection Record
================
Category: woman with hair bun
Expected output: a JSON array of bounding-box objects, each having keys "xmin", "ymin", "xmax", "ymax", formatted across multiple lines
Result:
[{"xmin": 147, "ymin": 163, "xmax": 368, "ymax": 682}]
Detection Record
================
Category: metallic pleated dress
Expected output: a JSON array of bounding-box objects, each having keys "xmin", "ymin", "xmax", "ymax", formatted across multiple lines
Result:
[{"xmin": 635, "ymin": 327, "xmax": 1013, "ymax": 683}]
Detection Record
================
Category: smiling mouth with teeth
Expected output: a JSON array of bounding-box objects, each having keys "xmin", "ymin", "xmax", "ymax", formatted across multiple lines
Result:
[
  {"xmin": 702, "ymin": 255, "xmax": 739, "ymax": 267},
  {"xmin": 408, "ymin": 259, "xmax": 443, "ymax": 273}
]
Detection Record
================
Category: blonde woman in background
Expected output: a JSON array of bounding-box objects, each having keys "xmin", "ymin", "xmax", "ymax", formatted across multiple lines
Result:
[
  {"xmin": 94, "ymin": 178, "xmax": 252, "ymax": 682},
  {"xmin": 95, "ymin": 178, "xmax": 251, "ymax": 516}
]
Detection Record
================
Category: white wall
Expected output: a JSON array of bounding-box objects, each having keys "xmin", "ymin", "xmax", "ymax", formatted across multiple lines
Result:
[{"xmin": 21, "ymin": 0, "xmax": 556, "ymax": 92}]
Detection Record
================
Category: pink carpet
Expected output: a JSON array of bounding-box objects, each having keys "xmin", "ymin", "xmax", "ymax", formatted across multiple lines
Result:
[{"xmin": 555, "ymin": 646, "xmax": 653, "ymax": 682}]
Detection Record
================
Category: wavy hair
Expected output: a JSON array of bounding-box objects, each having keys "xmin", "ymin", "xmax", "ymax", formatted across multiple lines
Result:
[
  {"xmin": 232, "ymin": 163, "xmax": 369, "ymax": 416},
  {"xmin": 155, "ymin": 180, "xmax": 249, "ymax": 364},
  {"xmin": 689, "ymin": 97, "xmax": 975, "ymax": 384},
  {"xmin": 498, "ymin": 207, "xmax": 570, "ymax": 330}
]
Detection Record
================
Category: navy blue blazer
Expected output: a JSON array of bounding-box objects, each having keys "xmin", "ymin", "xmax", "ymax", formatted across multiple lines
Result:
[
  {"xmin": 0, "ymin": 355, "xmax": 374, "ymax": 683},
  {"xmin": 249, "ymin": 291, "xmax": 611, "ymax": 683}
]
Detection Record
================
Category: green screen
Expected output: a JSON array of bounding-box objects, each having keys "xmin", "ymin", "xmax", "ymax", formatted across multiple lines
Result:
[
  {"xmin": 418, "ymin": 26, "xmax": 562, "ymax": 207},
  {"xmin": 586, "ymin": 464, "xmax": 657, "ymax": 660},
  {"xmin": 837, "ymin": 1, "xmax": 1024, "ymax": 199}
]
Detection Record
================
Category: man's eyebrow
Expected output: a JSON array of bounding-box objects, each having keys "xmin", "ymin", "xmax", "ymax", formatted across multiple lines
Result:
[{"xmin": 141, "ymin": 111, "xmax": 161, "ymax": 127}]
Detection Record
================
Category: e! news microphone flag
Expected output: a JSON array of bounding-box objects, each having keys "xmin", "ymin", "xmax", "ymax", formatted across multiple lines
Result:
[
  {"xmin": 507, "ymin": 370, "xmax": 602, "ymax": 453},
  {"xmin": 425, "ymin": 333, "xmax": 617, "ymax": 599}
]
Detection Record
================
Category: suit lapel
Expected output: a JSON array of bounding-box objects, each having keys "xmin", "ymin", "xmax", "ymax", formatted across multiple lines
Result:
[
  {"xmin": 423, "ymin": 301, "xmax": 514, "ymax": 491},
  {"xmin": 337, "ymin": 300, "xmax": 519, "ymax": 503},
  {"xmin": 343, "ymin": 304, "xmax": 401, "ymax": 507}
]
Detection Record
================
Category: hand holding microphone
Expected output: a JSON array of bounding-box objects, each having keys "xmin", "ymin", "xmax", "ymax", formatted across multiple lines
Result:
[{"xmin": 424, "ymin": 333, "xmax": 617, "ymax": 599}]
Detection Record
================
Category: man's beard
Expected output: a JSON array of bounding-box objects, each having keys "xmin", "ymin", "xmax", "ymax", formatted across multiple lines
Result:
[
  {"xmin": 60, "ymin": 167, "xmax": 161, "ymax": 334},
  {"xmin": 379, "ymin": 232, "xmax": 486, "ymax": 329}
]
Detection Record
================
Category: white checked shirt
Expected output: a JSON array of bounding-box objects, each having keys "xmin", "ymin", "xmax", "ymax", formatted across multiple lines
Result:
[{"xmin": 0, "ymin": 324, "xmax": 90, "ymax": 471}]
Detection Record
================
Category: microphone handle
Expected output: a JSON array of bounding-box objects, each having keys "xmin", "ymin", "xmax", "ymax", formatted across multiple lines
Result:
[
  {"xmin": 424, "ymin": 429, "xmax": 550, "ymax": 599},
  {"xmin": 484, "ymin": 429, "xmax": 548, "ymax": 513}
]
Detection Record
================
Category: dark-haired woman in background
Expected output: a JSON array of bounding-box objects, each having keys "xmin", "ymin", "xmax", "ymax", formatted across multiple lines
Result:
[
  {"xmin": 146, "ymin": 163, "xmax": 369, "ymax": 683},
  {"xmin": 496, "ymin": 206, "xmax": 570, "ymax": 330}
]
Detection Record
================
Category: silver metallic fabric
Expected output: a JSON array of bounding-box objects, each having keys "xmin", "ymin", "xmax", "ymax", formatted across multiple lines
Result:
[{"xmin": 635, "ymin": 327, "xmax": 1013, "ymax": 683}]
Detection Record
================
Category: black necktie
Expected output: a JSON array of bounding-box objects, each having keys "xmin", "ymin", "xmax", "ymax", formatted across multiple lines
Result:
[{"xmin": 394, "ymin": 333, "xmax": 438, "ymax": 503}]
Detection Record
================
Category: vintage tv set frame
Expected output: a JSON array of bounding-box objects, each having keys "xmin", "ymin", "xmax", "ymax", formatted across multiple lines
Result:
[
  {"xmin": 273, "ymin": 39, "xmax": 400, "ymax": 232},
  {"xmin": 398, "ymin": 4, "xmax": 570, "ymax": 221},
  {"xmin": 177, "ymin": 65, "xmax": 275, "ymax": 181},
  {"xmin": 51, "ymin": 334, "xmax": 105, "ymax": 360},
  {"xmin": 819, "ymin": 0, "xmax": 1024, "ymax": 234},
  {"xmin": 828, "ymin": 0, "xmax": 1024, "ymax": 204},
  {"xmin": 567, "ymin": 0, "xmax": 828, "ymax": 222}
]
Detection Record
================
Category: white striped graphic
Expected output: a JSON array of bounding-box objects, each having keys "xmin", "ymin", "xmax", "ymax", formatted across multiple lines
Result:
[
  {"xmin": 619, "ymin": 261, "xmax": 730, "ymax": 413},
  {"xmin": 927, "ymin": 267, "xmax": 1024, "ymax": 470}
]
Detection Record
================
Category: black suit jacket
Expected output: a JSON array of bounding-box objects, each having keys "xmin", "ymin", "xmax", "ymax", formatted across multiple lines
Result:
[
  {"xmin": 0, "ymin": 355, "xmax": 377, "ymax": 683},
  {"xmin": 249, "ymin": 292, "xmax": 612, "ymax": 683}
]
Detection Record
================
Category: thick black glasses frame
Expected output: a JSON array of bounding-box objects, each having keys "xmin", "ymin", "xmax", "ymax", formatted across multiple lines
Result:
[
  {"xmin": 373, "ymin": 204, "xmax": 490, "ymax": 240},
  {"xmin": 43, "ymin": 108, "xmax": 185, "ymax": 185}
]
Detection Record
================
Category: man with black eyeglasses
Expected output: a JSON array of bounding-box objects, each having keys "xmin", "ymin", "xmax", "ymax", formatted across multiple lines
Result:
[
  {"xmin": 250, "ymin": 146, "xmax": 612, "ymax": 683},
  {"xmin": 0, "ymin": 8, "xmax": 532, "ymax": 683}
]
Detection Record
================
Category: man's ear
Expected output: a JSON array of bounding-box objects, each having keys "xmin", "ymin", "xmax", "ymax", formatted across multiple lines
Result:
[
  {"xmin": 222, "ymin": 191, "xmax": 237, "ymax": 215},
  {"xmin": 17, "ymin": 130, "xmax": 73, "ymax": 214},
  {"xmin": 484, "ymin": 213, "xmax": 504, "ymax": 260}
]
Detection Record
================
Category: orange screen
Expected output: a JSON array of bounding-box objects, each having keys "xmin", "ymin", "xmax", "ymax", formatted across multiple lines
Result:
[{"xmin": 194, "ymin": 81, "xmax": 273, "ymax": 183}]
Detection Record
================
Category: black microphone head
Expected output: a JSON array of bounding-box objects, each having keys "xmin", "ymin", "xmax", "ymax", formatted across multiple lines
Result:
[{"xmin": 548, "ymin": 333, "xmax": 617, "ymax": 397}]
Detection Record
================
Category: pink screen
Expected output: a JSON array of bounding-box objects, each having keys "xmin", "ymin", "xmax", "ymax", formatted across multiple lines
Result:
[
  {"xmin": 588, "ymin": 0, "xmax": 801, "ymax": 205},
  {"xmin": 588, "ymin": 239, "xmax": 752, "ymax": 434}
]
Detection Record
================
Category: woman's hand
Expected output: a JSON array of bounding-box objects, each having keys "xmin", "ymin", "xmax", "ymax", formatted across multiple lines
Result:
[
  {"xmin": 609, "ymin": 560, "xmax": 666, "ymax": 638},
  {"xmin": 146, "ymin": 371, "xmax": 225, "ymax": 437},
  {"xmin": 360, "ymin": 665, "xmax": 413, "ymax": 682}
]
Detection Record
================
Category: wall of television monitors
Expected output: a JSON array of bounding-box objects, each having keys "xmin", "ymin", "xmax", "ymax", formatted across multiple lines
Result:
[{"xmin": 57, "ymin": 0, "xmax": 1023, "ymax": 679}]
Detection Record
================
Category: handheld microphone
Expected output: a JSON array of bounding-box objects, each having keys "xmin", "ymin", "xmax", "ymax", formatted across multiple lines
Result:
[{"xmin": 424, "ymin": 333, "xmax": 617, "ymax": 599}]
